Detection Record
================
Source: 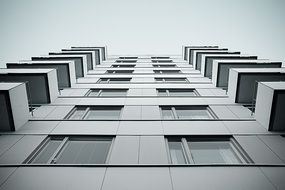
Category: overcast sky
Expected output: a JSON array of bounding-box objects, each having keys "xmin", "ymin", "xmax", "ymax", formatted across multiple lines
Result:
[{"xmin": 0, "ymin": 0, "xmax": 284, "ymax": 67}]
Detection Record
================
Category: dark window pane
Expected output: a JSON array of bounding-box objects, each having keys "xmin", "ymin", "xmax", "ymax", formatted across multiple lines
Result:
[
  {"xmin": 56, "ymin": 140, "xmax": 111, "ymax": 164},
  {"xmin": 32, "ymin": 140, "xmax": 61, "ymax": 163}
]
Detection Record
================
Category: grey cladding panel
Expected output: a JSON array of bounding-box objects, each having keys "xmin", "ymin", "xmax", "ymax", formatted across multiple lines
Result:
[
  {"xmin": 0, "ymin": 135, "xmax": 23, "ymax": 157},
  {"xmin": 139, "ymin": 136, "xmax": 168, "ymax": 164},
  {"xmin": 259, "ymin": 135, "xmax": 285, "ymax": 162},
  {"xmin": 45, "ymin": 106, "xmax": 74, "ymax": 119},
  {"xmin": 235, "ymin": 135, "xmax": 283, "ymax": 164},
  {"xmin": 102, "ymin": 167, "xmax": 172, "ymax": 190},
  {"xmin": 141, "ymin": 106, "xmax": 160, "ymax": 120},
  {"xmin": 121, "ymin": 106, "xmax": 141, "ymax": 120},
  {"xmin": 171, "ymin": 167, "xmax": 275, "ymax": 190},
  {"xmin": 108, "ymin": 136, "xmax": 139, "ymax": 164},
  {"xmin": 0, "ymin": 135, "xmax": 46, "ymax": 164},
  {"xmin": 0, "ymin": 167, "xmax": 106, "ymax": 190}
]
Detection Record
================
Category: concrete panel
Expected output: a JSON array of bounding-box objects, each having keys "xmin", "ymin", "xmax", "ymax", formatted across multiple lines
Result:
[
  {"xmin": 69, "ymin": 89, "xmax": 89, "ymax": 96},
  {"xmin": 52, "ymin": 98, "xmax": 81, "ymax": 104},
  {"xmin": 0, "ymin": 135, "xmax": 23, "ymax": 157},
  {"xmin": 0, "ymin": 167, "xmax": 17, "ymax": 188},
  {"xmin": 0, "ymin": 135, "xmax": 47, "ymax": 164},
  {"xmin": 260, "ymin": 167, "xmax": 285, "ymax": 190},
  {"xmin": 227, "ymin": 106, "xmax": 253, "ymax": 119},
  {"xmin": 127, "ymin": 88, "xmax": 143, "ymax": 96},
  {"xmin": 139, "ymin": 136, "xmax": 168, "ymax": 164},
  {"xmin": 45, "ymin": 106, "xmax": 74, "ymax": 119},
  {"xmin": 171, "ymin": 167, "xmax": 275, "ymax": 190},
  {"xmin": 109, "ymin": 136, "xmax": 139, "ymax": 164},
  {"xmin": 125, "ymin": 98, "xmax": 158, "ymax": 105},
  {"xmin": 13, "ymin": 121, "xmax": 60, "ymax": 134},
  {"xmin": 51, "ymin": 121, "xmax": 119, "ymax": 135},
  {"xmin": 235, "ymin": 135, "xmax": 283, "ymax": 164},
  {"xmin": 223, "ymin": 121, "xmax": 267, "ymax": 134},
  {"xmin": 102, "ymin": 167, "xmax": 172, "ymax": 190},
  {"xmin": 141, "ymin": 106, "xmax": 160, "ymax": 120},
  {"xmin": 31, "ymin": 106, "xmax": 56, "ymax": 119},
  {"xmin": 162, "ymin": 121, "xmax": 230, "ymax": 135},
  {"xmin": 210, "ymin": 106, "xmax": 238, "ymax": 119},
  {"xmin": 258, "ymin": 135, "xmax": 285, "ymax": 162},
  {"xmin": 0, "ymin": 167, "xmax": 106, "ymax": 190},
  {"xmin": 117, "ymin": 121, "xmax": 163, "ymax": 135},
  {"xmin": 196, "ymin": 89, "xmax": 215, "ymax": 96},
  {"xmin": 78, "ymin": 98, "xmax": 126, "ymax": 105},
  {"xmin": 121, "ymin": 106, "xmax": 141, "ymax": 120},
  {"xmin": 210, "ymin": 88, "xmax": 227, "ymax": 96},
  {"xmin": 142, "ymin": 88, "xmax": 157, "ymax": 96}
]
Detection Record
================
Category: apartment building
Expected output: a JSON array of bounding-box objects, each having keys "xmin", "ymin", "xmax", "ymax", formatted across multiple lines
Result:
[{"xmin": 0, "ymin": 45, "xmax": 284, "ymax": 190}]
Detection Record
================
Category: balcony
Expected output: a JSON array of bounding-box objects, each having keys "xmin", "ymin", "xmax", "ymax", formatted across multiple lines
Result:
[
  {"xmin": 0, "ymin": 82, "xmax": 29, "ymax": 131},
  {"xmin": 200, "ymin": 54, "xmax": 258, "ymax": 77},
  {"xmin": 31, "ymin": 54, "xmax": 88, "ymax": 78},
  {"xmin": 49, "ymin": 51, "xmax": 95, "ymax": 70},
  {"xmin": 255, "ymin": 82, "xmax": 285, "ymax": 131},
  {"xmin": 228, "ymin": 68, "xmax": 285, "ymax": 104},
  {"xmin": 194, "ymin": 51, "xmax": 240, "ymax": 71},
  {"xmin": 7, "ymin": 60, "xmax": 76, "ymax": 89},
  {"xmin": 211, "ymin": 60, "xmax": 282, "ymax": 88},
  {"xmin": 0, "ymin": 68, "xmax": 58, "ymax": 104}
]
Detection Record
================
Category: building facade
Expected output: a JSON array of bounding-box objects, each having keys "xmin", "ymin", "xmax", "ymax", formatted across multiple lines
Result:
[{"xmin": 0, "ymin": 46, "xmax": 284, "ymax": 190}]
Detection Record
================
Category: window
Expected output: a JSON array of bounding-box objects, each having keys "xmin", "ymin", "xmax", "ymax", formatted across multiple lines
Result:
[
  {"xmin": 26, "ymin": 136, "xmax": 113, "ymax": 164},
  {"xmin": 167, "ymin": 136, "xmax": 250, "ymax": 164},
  {"xmin": 153, "ymin": 64, "xmax": 176, "ymax": 68},
  {"xmin": 116, "ymin": 60, "xmax": 137, "ymax": 63},
  {"xmin": 119, "ymin": 56, "xmax": 138, "ymax": 59},
  {"xmin": 160, "ymin": 106, "xmax": 215, "ymax": 119},
  {"xmin": 152, "ymin": 60, "xmax": 173, "ymax": 63},
  {"xmin": 151, "ymin": 56, "xmax": 170, "ymax": 59},
  {"xmin": 112, "ymin": 65, "xmax": 135, "ymax": 68},
  {"xmin": 154, "ymin": 70, "xmax": 181, "ymax": 74},
  {"xmin": 157, "ymin": 89, "xmax": 198, "ymax": 96},
  {"xmin": 155, "ymin": 78, "xmax": 188, "ymax": 83},
  {"xmin": 106, "ymin": 70, "xmax": 134, "ymax": 74},
  {"xmin": 67, "ymin": 106, "xmax": 122, "ymax": 120},
  {"xmin": 98, "ymin": 78, "xmax": 131, "ymax": 83},
  {"xmin": 86, "ymin": 89, "xmax": 128, "ymax": 97}
]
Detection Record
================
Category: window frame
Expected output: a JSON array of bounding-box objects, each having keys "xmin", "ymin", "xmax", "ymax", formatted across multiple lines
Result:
[
  {"xmin": 157, "ymin": 89, "xmax": 199, "ymax": 96},
  {"xmin": 106, "ymin": 70, "xmax": 134, "ymax": 74},
  {"xmin": 112, "ymin": 65, "xmax": 136, "ymax": 68},
  {"xmin": 166, "ymin": 136, "xmax": 252, "ymax": 164},
  {"xmin": 155, "ymin": 78, "xmax": 189, "ymax": 83},
  {"xmin": 160, "ymin": 106, "xmax": 217, "ymax": 120},
  {"xmin": 66, "ymin": 106, "xmax": 123, "ymax": 120},
  {"xmin": 25, "ymin": 136, "xmax": 114, "ymax": 164},
  {"xmin": 97, "ymin": 78, "xmax": 132, "ymax": 83},
  {"xmin": 153, "ymin": 70, "xmax": 181, "ymax": 74},
  {"xmin": 86, "ymin": 89, "xmax": 128, "ymax": 97}
]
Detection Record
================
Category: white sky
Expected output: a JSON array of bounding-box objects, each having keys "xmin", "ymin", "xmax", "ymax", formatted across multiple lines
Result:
[{"xmin": 0, "ymin": 0, "xmax": 285, "ymax": 67}]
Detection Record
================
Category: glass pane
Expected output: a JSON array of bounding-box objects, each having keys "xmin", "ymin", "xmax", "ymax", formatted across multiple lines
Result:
[
  {"xmin": 109, "ymin": 78, "xmax": 130, "ymax": 83},
  {"xmin": 168, "ymin": 141, "xmax": 187, "ymax": 164},
  {"xmin": 99, "ymin": 78, "xmax": 108, "ymax": 83},
  {"xmin": 56, "ymin": 140, "xmax": 112, "ymax": 164},
  {"xmin": 176, "ymin": 107, "xmax": 212, "ymax": 119},
  {"xmin": 87, "ymin": 90, "xmax": 100, "ymax": 96},
  {"xmin": 155, "ymin": 78, "xmax": 163, "ymax": 81},
  {"xmin": 157, "ymin": 90, "xmax": 167, "ymax": 96},
  {"xmin": 85, "ymin": 108, "xmax": 121, "ymax": 120},
  {"xmin": 154, "ymin": 70, "xmax": 161, "ymax": 73},
  {"xmin": 188, "ymin": 141, "xmax": 241, "ymax": 164},
  {"xmin": 161, "ymin": 70, "xmax": 180, "ymax": 73},
  {"xmin": 32, "ymin": 140, "xmax": 61, "ymax": 163},
  {"xmin": 169, "ymin": 90, "xmax": 195, "ymax": 96},
  {"xmin": 69, "ymin": 107, "xmax": 86, "ymax": 119},
  {"xmin": 161, "ymin": 107, "xmax": 174, "ymax": 119},
  {"xmin": 100, "ymin": 90, "xmax": 127, "ymax": 96},
  {"xmin": 164, "ymin": 78, "xmax": 186, "ymax": 82}
]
